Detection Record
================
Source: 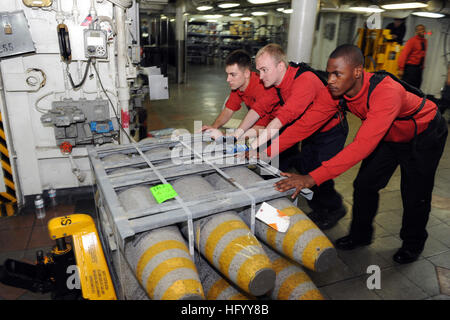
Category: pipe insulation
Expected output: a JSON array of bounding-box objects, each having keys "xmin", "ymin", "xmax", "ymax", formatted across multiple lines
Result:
[
  {"xmin": 262, "ymin": 243, "xmax": 324, "ymax": 300},
  {"xmin": 171, "ymin": 175, "xmax": 276, "ymax": 296},
  {"xmin": 196, "ymin": 254, "xmax": 252, "ymax": 300},
  {"xmin": 205, "ymin": 166, "xmax": 337, "ymax": 272},
  {"xmin": 118, "ymin": 185, "xmax": 204, "ymax": 300}
]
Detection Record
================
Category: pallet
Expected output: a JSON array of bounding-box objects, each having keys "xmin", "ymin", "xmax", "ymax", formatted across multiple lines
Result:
[{"xmin": 87, "ymin": 134, "xmax": 294, "ymax": 251}]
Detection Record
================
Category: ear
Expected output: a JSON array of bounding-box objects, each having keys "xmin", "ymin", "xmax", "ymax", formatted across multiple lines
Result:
[
  {"xmin": 354, "ymin": 65, "xmax": 363, "ymax": 79},
  {"xmin": 277, "ymin": 61, "xmax": 285, "ymax": 72},
  {"xmin": 244, "ymin": 68, "xmax": 251, "ymax": 79}
]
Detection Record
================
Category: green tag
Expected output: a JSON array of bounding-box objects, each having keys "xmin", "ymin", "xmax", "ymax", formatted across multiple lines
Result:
[{"xmin": 150, "ymin": 184, "xmax": 178, "ymax": 204}]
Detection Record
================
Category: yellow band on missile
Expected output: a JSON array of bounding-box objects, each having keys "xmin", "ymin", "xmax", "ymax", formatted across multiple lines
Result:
[
  {"xmin": 301, "ymin": 235, "xmax": 333, "ymax": 271},
  {"xmin": 282, "ymin": 219, "xmax": 318, "ymax": 258},
  {"xmin": 236, "ymin": 254, "xmax": 272, "ymax": 292},
  {"xmin": 207, "ymin": 278, "xmax": 230, "ymax": 300},
  {"xmin": 277, "ymin": 271, "xmax": 310, "ymax": 300},
  {"xmin": 204, "ymin": 219, "xmax": 249, "ymax": 262},
  {"xmin": 136, "ymin": 240, "xmax": 189, "ymax": 281},
  {"xmin": 218, "ymin": 234, "xmax": 261, "ymax": 278},
  {"xmin": 146, "ymin": 257, "xmax": 196, "ymax": 298},
  {"xmin": 161, "ymin": 279, "xmax": 204, "ymax": 300},
  {"xmin": 272, "ymin": 257, "xmax": 290, "ymax": 274}
]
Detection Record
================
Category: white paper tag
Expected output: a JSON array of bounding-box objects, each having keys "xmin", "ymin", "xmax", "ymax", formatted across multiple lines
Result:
[{"xmin": 256, "ymin": 202, "xmax": 290, "ymax": 233}]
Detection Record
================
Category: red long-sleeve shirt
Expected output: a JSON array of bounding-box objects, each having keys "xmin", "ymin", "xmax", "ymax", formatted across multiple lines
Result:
[
  {"xmin": 398, "ymin": 35, "xmax": 427, "ymax": 70},
  {"xmin": 260, "ymin": 65, "xmax": 341, "ymax": 155},
  {"xmin": 225, "ymin": 72, "xmax": 279, "ymax": 126},
  {"xmin": 256, "ymin": 65, "xmax": 332, "ymax": 127},
  {"xmin": 267, "ymin": 71, "xmax": 437, "ymax": 185}
]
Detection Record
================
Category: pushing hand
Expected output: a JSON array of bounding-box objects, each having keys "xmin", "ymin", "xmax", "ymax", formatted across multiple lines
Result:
[{"xmin": 274, "ymin": 172, "xmax": 316, "ymax": 199}]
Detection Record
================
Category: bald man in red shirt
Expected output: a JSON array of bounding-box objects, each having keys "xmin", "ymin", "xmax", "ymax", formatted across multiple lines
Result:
[
  {"xmin": 398, "ymin": 24, "xmax": 427, "ymax": 89},
  {"xmin": 273, "ymin": 44, "xmax": 447, "ymax": 264}
]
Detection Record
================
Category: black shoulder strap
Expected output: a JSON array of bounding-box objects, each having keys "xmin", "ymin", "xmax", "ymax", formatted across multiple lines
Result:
[
  {"xmin": 289, "ymin": 61, "xmax": 328, "ymax": 86},
  {"xmin": 367, "ymin": 71, "xmax": 428, "ymax": 141},
  {"xmin": 367, "ymin": 70, "xmax": 425, "ymax": 110}
]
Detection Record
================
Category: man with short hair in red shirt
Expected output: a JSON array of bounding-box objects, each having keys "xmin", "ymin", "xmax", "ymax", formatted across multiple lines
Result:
[
  {"xmin": 273, "ymin": 44, "xmax": 447, "ymax": 264},
  {"xmin": 398, "ymin": 24, "xmax": 427, "ymax": 89},
  {"xmin": 201, "ymin": 50, "xmax": 279, "ymax": 139},
  {"xmin": 236, "ymin": 43, "xmax": 348, "ymax": 230}
]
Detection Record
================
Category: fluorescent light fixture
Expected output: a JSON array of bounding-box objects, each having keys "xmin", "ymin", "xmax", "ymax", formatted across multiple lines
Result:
[
  {"xmin": 203, "ymin": 14, "xmax": 223, "ymax": 19},
  {"xmin": 350, "ymin": 6, "xmax": 385, "ymax": 13},
  {"xmin": 218, "ymin": 2, "xmax": 240, "ymax": 9},
  {"xmin": 283, "ymin": 9, "xmax": 293, "ymax": 14},
  {"xmin": 412, "ymin": 11, "xmax": 445, "ymax": 18},
  {"xmin": 197, "ymin": 5, "xmax": 213, "ymax": 11},
  {"xmin": 230, "ymin": 13, "xmax": 243, "ymax": 17},
  {"xmin": 241, "ymin": 17, "xmax": 253, "ymax": 21},
  {"xmin": 247, "ymin": 0, "xmax": 278, "ymax": 4},
  {"xmin": 251, "ymin": 11, "xmax": 268, "ymax": 16},
  {"xmin": 276, "ymin": 8, "xmax": 285, "ymax": 12},
  {"xmin": 206, "ymin": 19, "xmax": 217, "ymax": 23},
  {"xmin": 160, "ymin": 15, "xmax": 167, "ymax": 19},
  {"xmin": 170, "ymin": 19, "xmax": 175, "ymax": 22},
  {"xmin": 381, "ymin": 2, "xmax": 427, "ymax": 10}
]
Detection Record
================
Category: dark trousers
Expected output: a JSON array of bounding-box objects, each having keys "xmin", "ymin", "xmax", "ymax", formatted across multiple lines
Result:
[
  {"xmin": 439, "ymin": 85, "xmax": 450, "ymax": 115},
  {"xmin": 402, "ymin": 64, "xmax": 423, "ymax": 90},
  {"xmin": 279, "ymin": 118, "xmax": 349, "ymax": 213},
  {"xmin": 350, "ymin": 111, "xmax": 448, "ymax": 250}
]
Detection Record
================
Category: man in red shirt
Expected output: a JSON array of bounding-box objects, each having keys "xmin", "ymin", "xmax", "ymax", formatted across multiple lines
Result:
[
  {"xmin": 238, "ymin": 43, "xmax": 348, "ymax": 230},
  {"xmin": 273, "ymin": 44, "xmax": 448, "ymax": 264},
  {"xmin": 398, "ymin": 24, "xmax": 427, "ymax": 89},
  {"xmin": 201, "ymin": 50, "xmax": 279, "ymax": 139}
]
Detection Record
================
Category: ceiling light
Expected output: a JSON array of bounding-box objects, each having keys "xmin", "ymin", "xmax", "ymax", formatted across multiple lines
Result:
[
  {"xmin": 381, "ymin": 2, "xmax": 428, "ymax": 10},
  {"xmin": 170, "ymin": 19, "xmax": 175, "ymax": 22},
  {"xmin": 230, "ymin": 13, "xmax": 243, "ymax": 17},
  {"xmin": 247, "ymin": 0, "xmax": 278, "ymax": 4},
  {"xmin": 283, "ymin": 9, "xmax": 293, "ymax": 14},
  {"xmin": 276, "ymin": 8, "xmax": 285, "ymax": 12},
  {"xmin": 203, "ymin": 14, "xmax": 223, "ymax": 19},
  {"xmin": 206, "ymin": 19, "xmax": 217, "ymax": 23},
  {"xmin": 251, "ymin": 11, "xmax": 268, "ymax": 16},
  {"xmin": 241, "ymin": 17, "xmax": 253, "ymax": 21},
  {"xmin": 350, "ymin": 6, "xmax": 385, "ymax": 13},
  {"xmin": 218, "ymin": 2, "xmax": 240, "ymax": 9},
  {"xmin": 197, "ymin": 6, "xmax": 213, "ymax": 11},
  {"xmin": 412, "ymin": 11, "xmax": 445, "ymax": 18}
]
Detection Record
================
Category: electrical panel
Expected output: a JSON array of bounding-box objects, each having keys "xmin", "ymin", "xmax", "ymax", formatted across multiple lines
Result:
[
  {"xmin": 0, "ymin": 11, "xmax": 35, "ymax": 58},
  {"xmin": 84, "ymin": 29, "xmax": 108, "ymax": 59}
]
